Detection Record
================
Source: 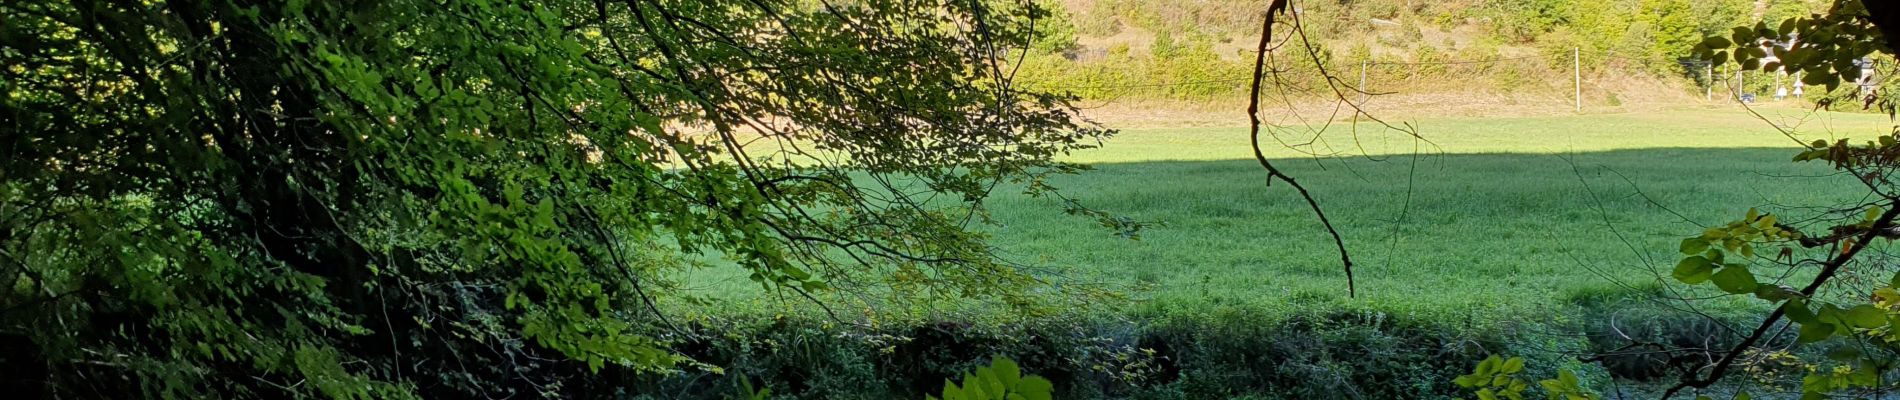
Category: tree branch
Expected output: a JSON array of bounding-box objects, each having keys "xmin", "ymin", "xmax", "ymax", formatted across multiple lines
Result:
[
  {"xmin": 1660, "ymin": 203, "xmax": 1900, "ymax": 398},
  {"xmin": 1248, "ymin": 0, "xmax": 1354, "ymax": 297}
]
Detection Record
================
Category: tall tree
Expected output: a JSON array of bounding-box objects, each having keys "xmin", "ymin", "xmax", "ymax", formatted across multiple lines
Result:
[{"xmin": 0, "ymin": 0, "xmax": 1106, "ymax": 398}]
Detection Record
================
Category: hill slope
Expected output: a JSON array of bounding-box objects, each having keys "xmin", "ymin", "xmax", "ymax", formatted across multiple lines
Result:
[{"xmin": 1017, "ymin": 0, "xmax": 1833, "ymax": 119}]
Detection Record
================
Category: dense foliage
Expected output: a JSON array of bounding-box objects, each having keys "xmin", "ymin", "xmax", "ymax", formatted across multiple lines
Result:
[
  {"xmin": 613, "ymin": 309, "xmax": 1520, "ymax": 399},
  {"xmin": 0, "ymin": 0, "xmax": 1112, "ymax": 398},
  {"xmin": 1471, "ymin": 1, "xmax": 1900, "ymax": 398},
  {"xmin": 11, "ymin": 0, "xmax": 1897, "ymax": 398},
  {"xmin": 1656, "ymin": 3, "xmax": 1900, "ymax": 396}
]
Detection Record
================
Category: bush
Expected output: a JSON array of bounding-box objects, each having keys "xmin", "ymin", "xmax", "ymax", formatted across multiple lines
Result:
[{"xmin": 626, "ymin": 307, "xmax": 1555, "ymax": 400}]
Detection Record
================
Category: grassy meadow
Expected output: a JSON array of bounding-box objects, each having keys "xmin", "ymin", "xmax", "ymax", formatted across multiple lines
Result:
[
  {"xmin": 996, "ymin": 107, "xmax": 1892, "ymax": 316},
  {"xmin": 679, "ymin": 106, "xmax": 1894, "ymax": 322},
  {"xmin": 650, "ymin": 106, "xmax": 1898, "ymax": 398}
]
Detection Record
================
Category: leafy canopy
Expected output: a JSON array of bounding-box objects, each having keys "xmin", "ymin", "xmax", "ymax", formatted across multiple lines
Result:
[{"xmin": 0, "ymin": 0, "xmax": 1107, "ymax": 397}]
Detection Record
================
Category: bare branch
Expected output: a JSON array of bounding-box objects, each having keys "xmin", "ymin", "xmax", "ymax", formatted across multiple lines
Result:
[{"xmin": 1248, "ymin": 0, "xmax": 1354, "ymax": 297}]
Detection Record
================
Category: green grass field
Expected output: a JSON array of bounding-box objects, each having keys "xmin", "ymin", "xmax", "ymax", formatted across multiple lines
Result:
[
  {"xmin": 647, "ymin": 106, "xmax": 1900, "ymax": 399},
  {"xmin": 679, "ymin": 106, "xmax": 1894, "ymax": 323}
]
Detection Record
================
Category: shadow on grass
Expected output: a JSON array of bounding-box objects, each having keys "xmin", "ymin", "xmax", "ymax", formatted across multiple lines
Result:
[
  {"xmin": 986, "ymin": 147, "xmax": 1855, "ymax": 314},
  {"xmin": 649, "ymin": 148, "xmax": 1856, "ymax": 399}
]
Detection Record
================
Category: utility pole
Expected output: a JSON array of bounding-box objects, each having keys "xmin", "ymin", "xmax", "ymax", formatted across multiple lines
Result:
[
  {"xmin": 1706, "ymin": 63, "xmax": 1714, "ymax": 101},
  {"xmin": 1573, "ymin": 47, "xmax": 1581, "ymax": 113}
]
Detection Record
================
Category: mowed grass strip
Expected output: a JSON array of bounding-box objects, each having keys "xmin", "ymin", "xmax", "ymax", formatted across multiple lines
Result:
[{"xmin": 1074, "ymin": 106, "xmax": 1888, "ymax": 163}]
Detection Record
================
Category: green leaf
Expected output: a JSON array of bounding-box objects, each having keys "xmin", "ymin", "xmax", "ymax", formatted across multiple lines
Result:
[
  {"xmin": 1803, "ymin": 70, "xmax": 1833, "ymax": 86},
  {"xmin": 1702, "ymin": 36, "xmax": 1732, "ymax": 49},
  {"xmin": 1711, "ymin": 265, "xmax": 1758, "ymax": 294},
  {"xmin": 942, "ymin": 379, "xmax": 964, "ymax": 399},
  {"xmin": 1476, "ymin": 355, "xmax": 1500, "ymax": 375},
  {"xmin": 1794, "ymin": 149, "xmax": 1827, "ymax": 161},
  {"xmin": 1844, "ymin": 305, "xmax": 1886, "ymax": 328},
  {"xmin": 1784, "ymin": 300, "xmax": 1818, "ymax": 324},
  {"xmin": 1680, "ymin": 238, "xmax": 1710, "ymax": 255},
  {"xmin": 1500, "ymin": 357, "xmax": 1524, "ymax": 374},
  {"xmin": 1817, "ymin": 303, "xmax": 1847, "ymax": 326},
  {"xmin": 975, "ymin": 369, "xmax": 1001, "ymax": 399},
  {"xmin": 1016, "ymin": 377, "xmax": 1053, "ymax": 400},
  {"xmin": 1797, "ymin": 320, "xmax": 1834, "ymax": 343},
  {"xmin": 1673, "ymin": 256, "xmax": 1715, "ymax": 284},
  {"xmin": 1754, "ymin": 285, "xmax": 1795, "ymax": 301},
  {"xmin": 1852, "ymin": 363, "xmax": 1880, "ymax": 385},
  {"xmin": 992, "ymin": 357, "xmax": 1021, "ymax": 388}
]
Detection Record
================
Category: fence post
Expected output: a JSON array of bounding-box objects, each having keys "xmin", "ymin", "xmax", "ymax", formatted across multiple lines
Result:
[
  {"xmin": 1359, "ymin": 60, "xmax": 1368, "ymax": 103},
  {"xmin": 1795, "ymin": 71, "xmax": 1803, "ymax": 98},
  {"xmin": 1572, "ymin": 47, "xmax": 1581, "ymax": 113}
]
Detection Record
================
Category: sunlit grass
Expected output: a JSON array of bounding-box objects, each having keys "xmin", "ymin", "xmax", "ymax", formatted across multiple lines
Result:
[{"xmin": 1072, "ymin": 105, "xmax": 1890, "ymax": 163}]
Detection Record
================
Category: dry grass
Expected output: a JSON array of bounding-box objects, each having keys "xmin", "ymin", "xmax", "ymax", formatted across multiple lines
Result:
[{"xmin": 1073, "ymin": 73, "xmax": 1758, "ymax": 129}]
